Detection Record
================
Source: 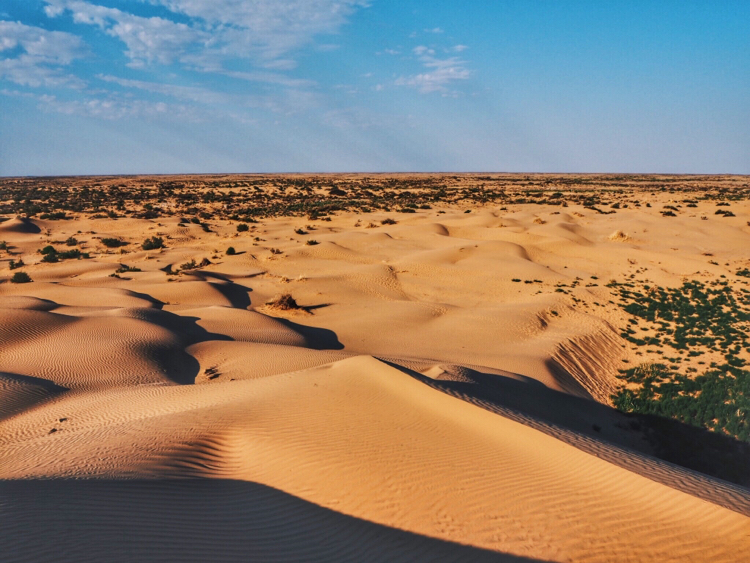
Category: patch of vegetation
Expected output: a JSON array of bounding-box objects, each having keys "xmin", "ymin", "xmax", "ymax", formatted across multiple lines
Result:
[
  {"xmin": 11, "ymin": 271, "xmax": 32, "ymax": 283},
  {"xmin": 116, "ymin": 264, "xmax": 141, "ymax": 273},
  {"xmin": 142, "ymin": 236, "xmax": 164, "ymax": 250},
  {"xmin": 9, "ymin": 259, "xmax": 24, "ymax": 270},
  {"xmin": 38, "ymin": 245, "xmax": 89, "ymax": 262},
  {"xmin": 226, "ymin": 246, "xmax": 236, "ymax": 255},
  {"xmin": 614, "ymin": 363, "xmax": 749, "ymax": 442},
  {"xmin": 101, "ymin": 237, "xmax": 127, "ymax": 248},
  {"xmin": 612, "ymin": 279, "xmax": 750, "ymax": 441},
  {"xmin": 306, "ymin": 240, "xmax": 319, "ymax": 246}
]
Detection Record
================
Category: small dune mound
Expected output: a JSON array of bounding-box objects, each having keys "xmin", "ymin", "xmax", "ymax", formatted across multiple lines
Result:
[
  {"xmin": 533, "ymin": 217, "xmax": 546, "ymax": 225},
  {"xmin": 609, "ymin": 230, "xmax": 631, "ymax": 242},
  {"xmin": 0, "ymin": 217, "xmax": 41, "ymax": 234},
  {"xmin": 266, "ymin": 293, "xmax": 306, "ymax": 313}
]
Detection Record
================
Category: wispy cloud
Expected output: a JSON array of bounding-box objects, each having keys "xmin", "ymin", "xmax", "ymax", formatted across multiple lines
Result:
[
  {"xmin": 45, "ymin": 1, "xmax": 206, "ymax": 68},
  {"xmin": 0, "ymin": 20, "xmax": 86, "ymax": 88},
  {"xmin": 1, "ymin": 87, "xmax": 198, "ymax": 120},
  {"xmin": 396, "ymin": 45, "xmax": 471, "ymax": 95},
  {"xmin": 44, "ymin": 0, "xmax": 367, "ymax": 70}
]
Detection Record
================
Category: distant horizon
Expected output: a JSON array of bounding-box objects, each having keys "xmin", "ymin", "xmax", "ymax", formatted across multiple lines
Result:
[
  {"xmin": 2, "ymin": 1, "xmax": 748, "ymax": 176},
  {"xmin": 2, "ymin": 171, "xmax": 749, "ymax": 180}
]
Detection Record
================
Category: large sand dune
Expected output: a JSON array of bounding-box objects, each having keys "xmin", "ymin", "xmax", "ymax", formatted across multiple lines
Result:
[{"xmin": 1, "ymin": 175, "xmax": 749, "ymax": 561}]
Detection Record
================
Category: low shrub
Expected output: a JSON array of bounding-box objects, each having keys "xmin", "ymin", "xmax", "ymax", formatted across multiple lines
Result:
[
  {"xmin": 101, "ymin": 238, "xmax": 127, "ymax": 248},
  {"xmin": 142, "ymin": 236, "xmax": 164, "ymax": 250},
  {"xmin": 11, "ymin": 271, "xmax": 32, "ymax": 283}
]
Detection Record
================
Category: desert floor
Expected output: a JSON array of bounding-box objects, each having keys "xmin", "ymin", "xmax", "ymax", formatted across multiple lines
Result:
[{"xmin": 1, "ymin": 174, "xmax": 750, "ymax": 562}]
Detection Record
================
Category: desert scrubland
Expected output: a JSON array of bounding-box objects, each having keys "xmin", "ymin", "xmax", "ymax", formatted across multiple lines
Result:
[{"xmin": 1, "ymin": 173, "xmax": 750, "ymax": 562}]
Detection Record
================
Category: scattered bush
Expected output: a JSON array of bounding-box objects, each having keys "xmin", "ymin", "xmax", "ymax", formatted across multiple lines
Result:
[
  {"xmin": 142, "ymin": 236, "xmax": 164, "ymax": 250},
  {"xmin": 65, "ymin": 237, "xmax": 78, "ymax": 246},
  {"xmin": 9, "ymin": 259, "xmax": 24, "ymax": 270},
  {"xmin": 11, "ymin": 271, "xmax": 32, "ymax": 283},
  {"xmin": 116, "ymin": 264, "xmax": 141, "ymax": 273},
  {"xmin": 226, "ymin": 247, "xmax": 236, "ymax": 255},
  {"xmin": 101, "ymin": 237, "xmax": 127, "ymax": 248},
  {"xmin": 381, "ymin": 218, "xmax": 397, "ymax": 225},
  {"xmin": 306, "ymin": 240, "xmax": 319, "ymax": 246},
  {"xmin": 236, "ymin": 223, "xmax": 249, "ymax": 232}
]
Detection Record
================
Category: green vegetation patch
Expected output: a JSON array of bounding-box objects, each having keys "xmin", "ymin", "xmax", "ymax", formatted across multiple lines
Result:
[{"xmin": 611, "ymin": 279, "xmax": 750, "ymax": 441}]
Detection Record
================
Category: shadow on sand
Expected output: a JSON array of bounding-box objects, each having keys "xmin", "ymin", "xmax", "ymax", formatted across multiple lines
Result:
[{"xmin": 0, "ymin": 478, "xmax": 548, "ymax": 563}]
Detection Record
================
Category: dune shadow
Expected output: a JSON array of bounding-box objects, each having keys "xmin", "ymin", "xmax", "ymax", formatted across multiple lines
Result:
[
  {"xmin": 208, "ymin": 281, "xmax": 252, "ymax": 309},
  {"xmin": 0, "ymin": 217, "xmax": 41, "ymax": 234},
  {"xmin": 0, "ymin": 372, "xmax": 69, "ymax": 393},
  {"xmin": 125, "ymin": 290, "xmax": 166, "ymax": 309},
  {"xmin": 382, "ymin": 360, "xmax": 750, "ymax": 513},
  {"xmin": 0, "ymin": 478, "xmax": 546, "ymax": 563},
  {"xmin": 180, "ymin": 271, "xmax": 255, "ymax": 309},
  {"xmin": 121, "ymin": 308, "xmax": 237, "ymax": 385},
  {"xmin": 274, "ymin": 317, "xmax": 344, "ymax": 350}
]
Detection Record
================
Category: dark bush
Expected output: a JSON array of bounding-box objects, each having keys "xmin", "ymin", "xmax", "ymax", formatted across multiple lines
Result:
[
  {"xmin": 11, "ymin": 271, "xmax": 32, "ymax": 283},
  {"xmin": 142, "ymin": 236, "xmax": 164, "ymax": 250},
  {"xmin": 236, "ymin": 223, "xmax": 249, "ymax": 232},
  {"xmin": 226, "ymin": 247, "xmax": 236, "ymax": 255},
  {"xmin": 101, "ymin": 238, "xmax": 127, "ymax": 248}
]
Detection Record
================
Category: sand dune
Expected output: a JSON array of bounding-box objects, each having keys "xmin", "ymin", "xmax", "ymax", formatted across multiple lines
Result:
[{"xmin": 1, "ymin": 179, "xmax": 749, "ymax": 562}]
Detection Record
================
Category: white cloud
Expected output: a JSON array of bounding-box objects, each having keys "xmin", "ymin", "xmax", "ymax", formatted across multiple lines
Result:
[
  {"xmin": 396, "ymin": 53, "xmax": 471, "ymax": 95},
  {"xmin": 0, "ymin": 21, "xmax": 86, "ymax": 87},
  {"xmin": 452, "ymin": 44, "xmax": 468, "ymax": 52},
  {"xmin": 44, "ymin": 1, "xmax": 205, "ymax": 67},
  {"xmin": 413, "ymin": 45, "xmax": 434, "ymax": 56},
  {"xmin": 45, "ymin": 0, "xmax": 367, "ymax": 69},
  {"xmin": 424, "ymin": 27, "xmax": 443, "ymax": 34}
]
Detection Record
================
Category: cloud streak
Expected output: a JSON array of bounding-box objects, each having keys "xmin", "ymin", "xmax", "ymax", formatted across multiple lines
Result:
[{"xmin": 396, "ymin": 45, "xmax": 471, "ymax": 95}]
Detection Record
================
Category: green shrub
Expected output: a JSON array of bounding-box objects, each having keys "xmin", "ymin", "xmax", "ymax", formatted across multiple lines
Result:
[
  {"xmin": 306, "ymin": 240, "xmax": 319, "ymax": 246},
  {"xmin": 11, "ymin": 271, "xmax": 32, "ymax": 283},
  {"xmin": 116, "ymin": 264, "xmax": 141, "ymax": 273},
  {"xmin": 142, "ymin": 236, "xmax": 164, "ymax": 250},
  {"xmin": 236, "ymin": 223, "xmax": 249, "ymax": 232},
  {"xmin": 101, "ymin": 238, "xmax": 127, "ymax": 248},
  {"xmin": 9, "ymin": 259, "xmax": 24, "ymax": 270},
  {"xmin": 226, "ymin": 247, "xmax": 236, "ymax": 255},
  {"xmin": 65, "ymin": 237, "xmax": 78, "ymax": 246},
  {"xmin": 41, "ymin": 253, "xmax": 58, "ymax": 263},
  {"xmin": 40, "ymin": 245, "xmax": 56, "ymax": 255}
]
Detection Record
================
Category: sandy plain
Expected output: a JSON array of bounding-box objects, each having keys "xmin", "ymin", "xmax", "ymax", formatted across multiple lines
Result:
[{"xmin": 1, "ymin": 173, "xmax": 749, "ymax": 562}]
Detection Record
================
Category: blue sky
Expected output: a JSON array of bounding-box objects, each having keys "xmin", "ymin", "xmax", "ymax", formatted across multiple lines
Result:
[{"xmin": 0, "ymin": 0, "xmax": 748, "ymax": 175}]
